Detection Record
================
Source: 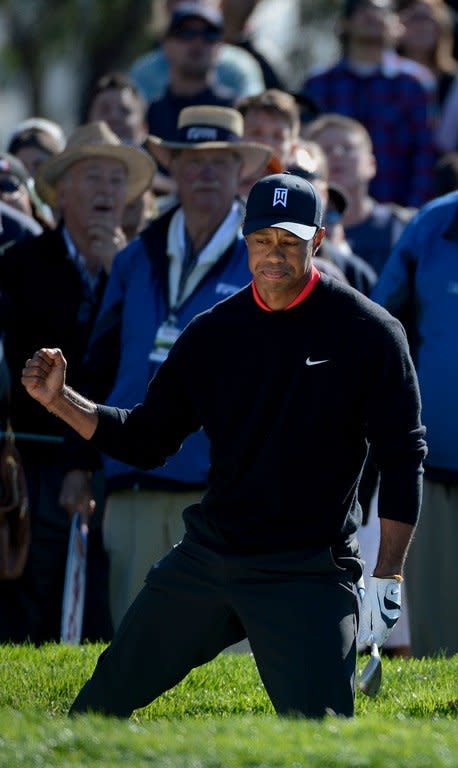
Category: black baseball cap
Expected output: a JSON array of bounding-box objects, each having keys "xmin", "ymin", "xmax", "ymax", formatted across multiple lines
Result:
[{"xmin": 243, "ymin": 173, "xmax": 323, "ymax": 241}]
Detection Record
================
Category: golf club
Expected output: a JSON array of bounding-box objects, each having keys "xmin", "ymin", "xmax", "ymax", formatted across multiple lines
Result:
[
  {"xmin": 356, "ymin": 575, "xmax": 382, "ymax": 697},
  {"xmin": 359, "ymin": 642, "xmax": 382, "ymax": 697}
]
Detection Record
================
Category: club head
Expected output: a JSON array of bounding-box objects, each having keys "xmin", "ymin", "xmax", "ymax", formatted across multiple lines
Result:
[{"xmin": 359, "ymin": 643, "xmax": 382, "ymax": 697}]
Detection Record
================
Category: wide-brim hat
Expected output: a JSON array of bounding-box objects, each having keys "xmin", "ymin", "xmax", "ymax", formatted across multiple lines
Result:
[
  {"xmin": 145, "ymin": 106, "xmax": 272, "ymax": 182},
  {"xmin": 36, "ymin": 121, "xmax": 156, "ymax": 207}
]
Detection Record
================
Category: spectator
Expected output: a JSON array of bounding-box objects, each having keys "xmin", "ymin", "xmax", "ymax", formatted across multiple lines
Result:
[
  {"xmin": 6, "ymin": 117, "xmax": 66, "ymax": 227},
  {"xmin": 83, "ymin": 71, "xmax": 160, "ymax": 221},
  {"xmin": 236, "ymin": 88, "xmax": 300, "ymax": 198},
  {"xmin": 58, "ymin": 106, "xmax": 271, "ymax": 630},
  {"xmin": 0, "ymin": 121, "xmax": 155, "ymax": 644},
  {"xmin": 287, "ymin": 140, "xmax": 377, "ymax": 295},
  {"xmin": 301, "ymin": 0, "xmax": 437, "ymax": 207},
  {"xmin": 146, "ymin": 3, "xmax": 235, "ymax": 142},
  {"xmin": 0, "ymin": 154, "xmax": 36, "ymax": 220},
  {"xmin": 130, "ymin": 1, "xmax": 265, "ymax": 105},
  {"xmin": 6, "ymin": 117, "xmax": 66, "ymax": 180},
  {"xmin": 0, "ymin": 200, "xmax": 42, "ymax": 257},
  {"xmin": 221, "ymin": 0, "xmax": 288, "ymax": 89},
  {"xmin": 397, "ymin": 0, "xmax": 457, "ymax": 108},
  {"xmin": 84, "ymin": 72, "xmax": 149, "ymax": 147},
  {"xmin": 372, "ymin": 190, "xmax": 458, "ymax": 657},
  {"xmin": 0, "ymin": 153, "xmax": 54, "ymax": 230},
  {"xmin": 305, "ymin": 113, "xmax": 416, "ymax": 275},
  {"xmin": 238, "ymin": 89, "xmax": 300, "ymax": 167},
  {"xmin": 144, "ymin": 2, "xmax": 245, "ymax": 197}
]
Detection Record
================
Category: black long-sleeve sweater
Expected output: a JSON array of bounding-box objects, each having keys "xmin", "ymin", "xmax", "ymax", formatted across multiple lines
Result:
[{"xmin": 91, "ymin": 275, "xmax": 426, "ymax": 555}]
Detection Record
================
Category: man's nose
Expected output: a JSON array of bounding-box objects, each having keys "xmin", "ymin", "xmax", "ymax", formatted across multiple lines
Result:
[
  {"xmin": 268, "ymin": 244, "xmax": 286, "ymax": 260},
  {"xmin": 199, "ymin": 163, "xmax": 217, "ymax": 179}
]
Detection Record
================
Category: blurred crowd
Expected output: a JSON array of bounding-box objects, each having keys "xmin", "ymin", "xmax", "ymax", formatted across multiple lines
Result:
[{"xmin": 0, "ymin": 0, "xmax": 457, "ymax": 661}]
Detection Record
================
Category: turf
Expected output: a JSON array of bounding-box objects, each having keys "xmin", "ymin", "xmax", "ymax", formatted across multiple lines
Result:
[{"xmin": 0, "ymin": 644, "xmax": 457, "ymax": 767}]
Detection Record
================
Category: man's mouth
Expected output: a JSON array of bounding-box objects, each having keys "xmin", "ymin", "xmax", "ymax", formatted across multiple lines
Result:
[
  {"xmin": 92, "ymin": 203, "xmax": 113, "ymax": 213},
  {"xmin": 260, "ymin": 267, "xmax": 289, "ymax": 280}
]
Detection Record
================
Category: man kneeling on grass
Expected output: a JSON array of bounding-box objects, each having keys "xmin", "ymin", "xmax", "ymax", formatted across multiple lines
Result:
[{"xmin": 22, "ymin": 173, "xmax": 426, "ymax": 719}]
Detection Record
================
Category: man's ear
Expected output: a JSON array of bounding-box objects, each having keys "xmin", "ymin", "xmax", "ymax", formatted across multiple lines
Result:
[{"xmin": 313, "ymin": 227, "xmax": 326, "ymax": 251}]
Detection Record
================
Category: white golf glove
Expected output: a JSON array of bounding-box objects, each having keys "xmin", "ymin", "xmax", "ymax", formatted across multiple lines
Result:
[{"xmin": 359, "ymin": 576, "xmax": 402, "ymax": 647}]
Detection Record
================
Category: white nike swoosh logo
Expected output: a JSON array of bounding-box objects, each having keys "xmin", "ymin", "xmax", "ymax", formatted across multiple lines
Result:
[{"xmin": 305, "ymin": 357, "xmax": 330, "ymax": 366}]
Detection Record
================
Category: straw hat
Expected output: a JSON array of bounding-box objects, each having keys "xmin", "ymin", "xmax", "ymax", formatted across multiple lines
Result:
[
  {"xmin": 146, "ymin": 106, "xmax": 272, "ymax": 181},
  {"xmin": 36, "ymin": 121, "xmax": 156, "ymax": 207}
]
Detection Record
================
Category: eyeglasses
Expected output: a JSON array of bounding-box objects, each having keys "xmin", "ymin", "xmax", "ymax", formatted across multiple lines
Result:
[
  {"xmin": 0, "ymin": 177, "xmax": 23, "ymax": 194},
  {"xmin": 171, "ymin": 27, "xmax": 221, "ymax": 43}
]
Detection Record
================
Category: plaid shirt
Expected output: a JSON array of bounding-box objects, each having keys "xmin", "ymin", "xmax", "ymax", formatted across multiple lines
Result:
[{"xmin": 302, "ymin": 56, "xmax": 437, "ymax": 207}]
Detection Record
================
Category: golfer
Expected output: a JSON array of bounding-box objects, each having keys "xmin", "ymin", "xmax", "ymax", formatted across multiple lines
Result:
[{"xmin": 22, "ymin": 173, "xmax": 426, "ymax": 718}]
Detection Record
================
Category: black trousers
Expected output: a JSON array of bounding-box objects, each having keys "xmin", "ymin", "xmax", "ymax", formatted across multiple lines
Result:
[{"xmin": 70, "ymin": 536, "xmax": 359, "ymax": 719}]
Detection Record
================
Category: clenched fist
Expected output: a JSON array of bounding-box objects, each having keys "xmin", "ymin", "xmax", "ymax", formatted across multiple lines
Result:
[{"xmin": 22, "ymin": 347, "xmax": 67, "ymax": 409}]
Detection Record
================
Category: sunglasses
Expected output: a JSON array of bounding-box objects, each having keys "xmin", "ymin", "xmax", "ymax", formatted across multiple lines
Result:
[
  {"xmin": 171, "ymin": 27, "xmax": 221, "ymax": 43},
  {"xmin": 0, "ymin": 177, "xmax": 23, "ymax": 194}
]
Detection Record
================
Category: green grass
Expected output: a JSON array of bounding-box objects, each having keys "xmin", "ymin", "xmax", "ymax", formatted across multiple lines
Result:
[{"xmin": 0, "ymin": 644, "xmax": 457, "ymax": 767}]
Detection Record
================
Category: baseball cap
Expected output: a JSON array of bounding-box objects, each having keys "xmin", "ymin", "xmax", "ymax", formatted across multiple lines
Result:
[
  {"xmin": 7, "ymin": 118, "xmax": 66, "ymax": 157},
  {"xmin": 167, "ymin": 2, "xmax": 223, "ymax": 34},
  {"xmin": 243, "ymin": 173, "xmax": 323, "ymax": 241}
]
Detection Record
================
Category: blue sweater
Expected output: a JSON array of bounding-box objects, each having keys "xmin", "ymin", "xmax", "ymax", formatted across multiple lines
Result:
[
  {"xmin": 372, "ymin": 191, "xmax": 458, "ymax": 480},
  {"xmin": 78, "ymin": 207, "xmax": 251, "ymax": 492}
]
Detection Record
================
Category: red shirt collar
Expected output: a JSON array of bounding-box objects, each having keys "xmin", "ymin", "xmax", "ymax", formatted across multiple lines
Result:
[{"xmin": 251, "ymin": 266, "xmax": 321, "ymax": 312}]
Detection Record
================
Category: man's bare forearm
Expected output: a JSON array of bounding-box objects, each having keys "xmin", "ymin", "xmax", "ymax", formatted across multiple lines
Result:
[
  {"xmin": 46, "ymin": 385, "xmax": 99, "ymax": 440},
  {"xmin": 373, "ymin": 518, "xmax": 415, "ymax": 578}
]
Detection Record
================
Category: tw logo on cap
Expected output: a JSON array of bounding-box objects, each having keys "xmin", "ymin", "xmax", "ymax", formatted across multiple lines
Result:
[{"xmin": 273, "ymin": 188, "xmax": 288, "ymax": 207}]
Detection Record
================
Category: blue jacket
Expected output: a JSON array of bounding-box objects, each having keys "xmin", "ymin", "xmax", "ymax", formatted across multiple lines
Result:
[
  {"xmin": 81, "ymin": 206, "xmax": 251, "ymax": 492},
  {"xmin": 372, "ymin": 191, "xmax": 458, "ymax": 479}
]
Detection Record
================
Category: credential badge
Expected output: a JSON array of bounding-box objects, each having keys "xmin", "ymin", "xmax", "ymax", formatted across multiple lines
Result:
[{"xmin": 273, "ymin": 187, "xmax": 288, "ymax": 207}]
